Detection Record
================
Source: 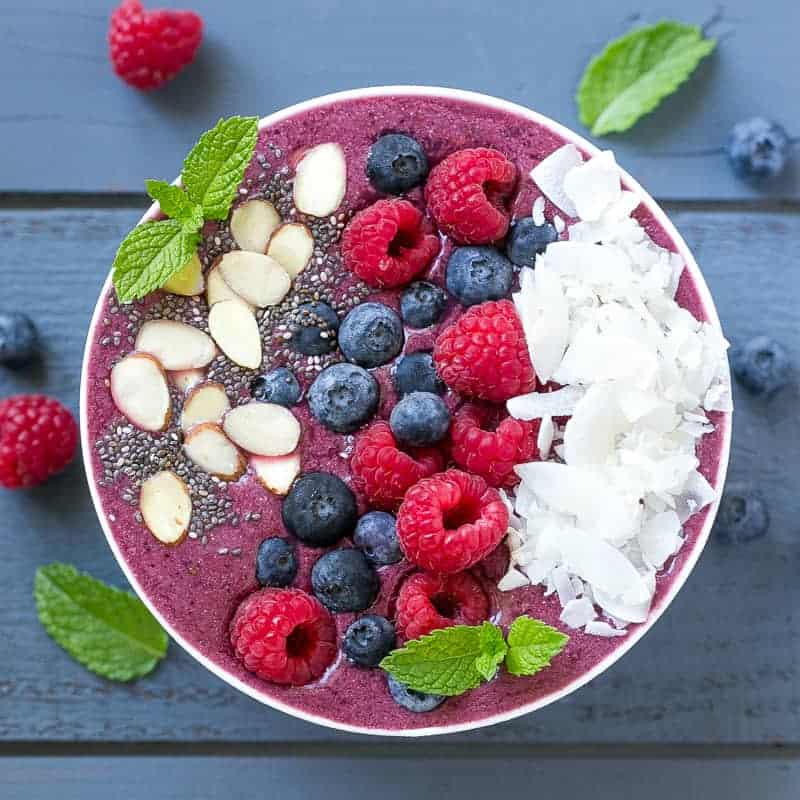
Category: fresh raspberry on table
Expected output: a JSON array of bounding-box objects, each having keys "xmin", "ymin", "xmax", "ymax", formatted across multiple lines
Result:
[
  {"xmin": 450, "ymin": 403, "xmax": 539, "ymax": 488},
  {"xmin": 229, "ymin": 588, "xmax": 337, "ymax": 686},
  {"xmin": 0, "ymin": 395, "xmax": 78, "ymax": 489},
  {"xmin": 340, "ymin": 199, "xmax": 440, "ymax": 288},
  {"xmin": 350, "ymin": 421, "xmax": 444, "ymax": 510},
  {"xmin": 109, "ymin": 0, "xmax": 203, "ymax": 91},
  {"xmin": 395, "ymin": 571, "xmax": 489, "ymax": 640},
  {"xmin": 424, "ymin": 148, "xmax": 516, "ymax": 244},
  {"xmin": 433, "ymin": 299, "xmax": 536, "ymax": 403},
  {"xmin": 397, "ymin": 469, "xmax": 509, "ymax": 574}
]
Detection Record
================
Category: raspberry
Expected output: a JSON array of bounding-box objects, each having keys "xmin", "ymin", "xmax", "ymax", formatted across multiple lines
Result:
[
  {"xmin": 109, "ymin": 0, "xmax": 203, "ymax": 91},
  {"xmin": 424, "ymin": 148, "xmax": 516, "ymax": 244},
  {"xmin": 434, "ymin": 300, "xmax": 536, "ymax": 403},
  {"xmin": 396, "ymin": 571, "xmax": 489, "ymax": 640},
  {"xmin": 0, "ymin": 395, "xmax": 78, "ymax": 489},
  {"xmin": 341, "ymin": 199, "xmax": 440, "ymax": 289},
  {"xmin": 229, "ymin": 588, "xmax": 336, "ymax": 686},
  {"xmin": 397, "ymin": 469, "xmax": 509, "ymax": 574},
  {"xmin": 350, "ymin": 421, "xmax": 444, "ymax": 510},
  {"xmin": 451, "ymin": 403, "xmax": 539, "ymax": 488}
]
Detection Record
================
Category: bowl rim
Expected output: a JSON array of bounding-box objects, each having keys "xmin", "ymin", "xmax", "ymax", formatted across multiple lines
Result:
[{"xmin": 80, "ymin": 84, "xmax": 732, "ymax": 738}]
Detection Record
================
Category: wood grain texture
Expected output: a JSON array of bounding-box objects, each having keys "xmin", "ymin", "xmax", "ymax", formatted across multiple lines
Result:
[{"xmin": 1, "ymin": 0, "xmax": 799, "ymax": 199}]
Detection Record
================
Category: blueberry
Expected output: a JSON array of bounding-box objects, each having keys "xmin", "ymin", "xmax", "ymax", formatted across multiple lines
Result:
[
  {"xmin": 354, "ymin": 511, "xmax": 402, "ymax": 566},
  {"xmin": 506, "ymin": 218, "xmax": 559, "ymax": 267},
  {"xmin": 282, "ymin": 472, "xmax": 358, "ymax": 547},
  {"xmin": 727, "ymin": 118, "xmax": 790, "ymax": 180},
  {"xmin": 387, "ymin": 675, "xmax": 445, "ymax": 713},
  {"xmin": 446, "ymin": 246, "xmax": 514, "ymax": 307},
  {"xmin": 730, "ymin": 336, "xmax": 790, "ymax": 398},
  {"xmin": 0, "ymin": 312, "xmax": 39, "ymax": 369},
  {"xmin": 714, "ymin": 483, "xmax": 770, "ymax": 544},
  {"xmin": 250, "ymin": 367, "xmax": 302, "ymax": 406},
  {"xmin": 288, "ymin": 302, "xmax": 339, "ymax": 356},
  {"xmin": 389, "ymin": 391, "xmax": 450, "ymax": 447},
  {"xmin": 311, "ymin": 548, "xmax": 379, "ymax": 613},
  {"xmin": 393, "ymin": 351, "xmax": 445, "ymax": 397},
  {"xmin": 309, "ymin": 363, "xmax": 380, "ymax": 433},
  {"xmin": 343, "ymin": 614, "xmax": 396, "ymax": 667},
  {"xmin": 255, "ymin": 537, "xmax": 298, "ymax": 587},
  {"xmin": 367, "ymin": 134, "xmax": 429, "ymax": 195},
  {"xmin": 339, "ymin": 303, "xmax": 404, "ymax": 368},
  {"xmin": 400, "ymin": 281, "xmax": 447, "ymax": 329}
]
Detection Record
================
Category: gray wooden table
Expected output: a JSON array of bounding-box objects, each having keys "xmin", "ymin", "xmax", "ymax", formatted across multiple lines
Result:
[{"xmin": 1, "ymin": 1, "xmax": 798, "ymax": 797}]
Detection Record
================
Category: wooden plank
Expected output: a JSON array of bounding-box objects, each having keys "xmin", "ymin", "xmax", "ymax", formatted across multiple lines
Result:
[
  {"xmin": 0, "ymin": 206, "xmax": 798, "ymax": 744},
  {"xmin": 0, "ymin": 0, "xmax": 798, "ymax": 199}
]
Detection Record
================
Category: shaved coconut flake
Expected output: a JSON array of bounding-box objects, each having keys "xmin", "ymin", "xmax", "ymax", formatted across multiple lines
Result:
[
  {"xmin": 563, "ymin": 151, "xmax": 621, "ymax": 221},
  {"xmin": 560, "ymin": 597, "xmax": 596, "ymax": 628},
  {"xmin": 593, "ymin": 578, "xmax": 652, "ymax": 624},
  {"xmin": 638, "ymin": 510, "xmax": 682, "ymax": 569},
  {"xmin": 551, "ymin": 565, "xmax": 577, "ymax": 606},
  {"xmin": 507, "ymin": 385, "xmax": 584, "ymax": 420},
  {"xmin": 563, "ymin": 383, "xmax": 630, "ymax": 465},
  {"xmin": 532, "ymin": 195, "xmax": 546, "ymax": 226},
  {"xmin": 537, "ymin": 416, "xmax": 555, "ymax": 459},
  {"xmin": 704, "ymin": 378, "xmax": 733, "ymax": 412},
  {"xmin": 554, "ymin": 215, "xmax": 565, "ymax": 233},
  {"xmin": 530, "ymin": 144, "xmax": 582, "ymax": 217},
  {"xmin": 522, "ymin": 558, "xmax": 557, "ymax": 585},
  {"xmin": 585, "ymin": 620, "xmax": 627, "ymax": 638},
  {"xmin": 498, "ymin": 567, "xmax": 530, "ymax": 592}
]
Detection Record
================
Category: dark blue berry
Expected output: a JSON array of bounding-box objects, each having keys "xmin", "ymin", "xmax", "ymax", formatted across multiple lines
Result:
[
  {"xmin": 727, "ymin": 118, "xmax": 790, "ymax": 180},
  {"xmin": 393, "ymin": 351, "xmax": 445, "ymax": 396},
  {"xmin": 730, "ymin": 336, "xmax": 791, "ymax": 398},
  {"xmin": 446, "ymin": 246, "xmax": 513, "ymax": 307},
  {"xmin": 389, "ymin": 391, "xmax": 450, "ymax": 447},
  {"xmin": 343, "ymin": 614, "xmax": 396, "ymax": 667},
  {"xmin": 282, "ymin": 472, "xmax": 358, "ymax": 547},
  {"xmin": 0, "ymin": 312, "xmax": 39, "ymax": 369},
  {"xmin": 506, "ymin": 218, "xmax": 559, "ymax": 267},
  {"xmin": 250, "ymin": 367, "xmax": 301, "ymax": 406},
  {"xmin": 367, "ymin": 134, "xmax": 429, "ymax": 195},
  {"xmin": 255, "ymin": 537, "xmax": 298, "ymax": 587},
  {"xmin": 387, "ymin": 675, "xmax": 445, "ymax": 713},
  {"xmin": 400, "ymin": 281, "xmax": 447, "ymax": 329},
  {"xmin": 339, "ymin": 303, "xmax": 404, "ymax": 368},
  {"xmin": 354, "ymin": 511, "xmax": 402, "ymax": 566},
  {"xmin": 714, "ymin": 483, "xmax": 770, "ymax": 544},
  {"xmin": 288, "ymin": 301, "xmax": 339, "ymax": 356},
  {"xmin": 311, "ymin": 548, "xmax": 379, "ymax": 613},
  {"xmin": 308, "ymin": 363, "xmax": 379, "ymax": 433}
]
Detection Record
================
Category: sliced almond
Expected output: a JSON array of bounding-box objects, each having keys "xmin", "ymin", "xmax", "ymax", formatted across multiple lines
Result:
[
  {"xmin": 222, "ymin": 401, "xmax": 300, "ymax": 456},
  {"xmin": 169, "ymin": 368, "xmax": 206, "ymax": 394},
  {"xmin": 250, "ymin": 451, "xmax": 301, "ymax": 496},
  {"xmin": 208, "ymin": 298, "xmax": 262, "ymax": 370},
  {"xmin": 183, "ymin": 423, "xmax": 246, "ymax": 480},
  {"xmin": 135, "ymin": 320, "xmax": 216, "ymax": 371},
  {"xmin": 110, "ymin": 352, "xmax": 171, "ymax": 432},
  {"xmin": 230, "ymin": 199, "xmax": 281, "ymax": 253},
  {"xmin": 267, "ymin": 223, "xmax": 314, "ymax": 279},
  {"xmin": 140, "ymin": 470, "xmax": 191, "ymax": 545},
  {"xmin": 206, "ymin": 264, "xmax": 251, "ymax": 309},
  {"xmin": 162, "ymin": 252, "xmax": 204, "ymax": 296},
  {"xmin": 181, "ymin": 382, "xmax": 231, "ymax": 432},
  {"xmin": 293, "ymin": 143, "xmax": 347, "ymax": 217},
  {"xmin": 217, "ymin": 251, "xmax": 291, "ymax": 308}
]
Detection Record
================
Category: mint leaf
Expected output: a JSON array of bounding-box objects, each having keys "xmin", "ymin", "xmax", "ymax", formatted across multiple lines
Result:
[
  {"xmin": 182, "ymin": 116, "xmax": 258, "ymax": 220},
  {"xmin": 505, "ymin": 616, "xmax": 569, "ymax": 677},
  {"xmin": 34, "ymin": 563, "xmax": 168, "ymax": 682},
  {"xmin": 145, "ymin": 179, "xmax": 199, "ymax": 224},
  {"xmin": 577, "ymin": 21, "xmax": 716, "ymax": 136},
  {"xmin": 475, "ymin": 622, "xmax": 508, "ymax": 681}
]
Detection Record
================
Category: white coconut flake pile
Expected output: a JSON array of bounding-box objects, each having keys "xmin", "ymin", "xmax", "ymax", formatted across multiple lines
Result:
[{"xmin": 502, "ymin": 146, "xmax": 732, "ymax": 638}]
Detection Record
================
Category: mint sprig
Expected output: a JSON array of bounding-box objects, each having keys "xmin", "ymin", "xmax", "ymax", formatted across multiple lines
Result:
[
  {"xmin": 577, "ymin": 21, "xmax": 716, "ymax": 136},
  {"xmin": 35, "ymin": 563, "xmax": 168, "ymax": 682},
  {"xmin": 505, "ymin": 616, "xmax": 569, "ymax": 677},
  {"xmin": 145, "ymin": 179, "xmax": 201, "ymax": 224}
]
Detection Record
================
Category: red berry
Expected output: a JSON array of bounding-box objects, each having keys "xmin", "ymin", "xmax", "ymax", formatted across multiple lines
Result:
[
  {"xmin": 451, "ymin": 403, "xmax": 539, "ymax": 488},
  {"xmin": 397, "ymin": 469, "xmax": 509, "ymax": 574},
  {"xmin": 341, "ymin": 199, "xmax": 440, "ymax": 289},
  {"xmin": 396, "ymin": 571, "xmax": 489, "ymax": 640},
  {"xmin": 229, "ymin": 588, "xmax": 336, "ymax": 686},
  {"xmin": 434, "ymin": 299, "xmax": 536, "ymax": 403},
  {"xmin": 0, "ymin": 395, "xmax": 78, "ymax": 489},
  {"xmin": 109, "ymin": 0, "xmax": 203, "ymax": 91},
  {"xmin": 350, "ymin": 421, "xmax": 444, "ymax": 510},
  {"xmin": 424, "ymin": 148, "xmax": 516, "ymax": 244}
]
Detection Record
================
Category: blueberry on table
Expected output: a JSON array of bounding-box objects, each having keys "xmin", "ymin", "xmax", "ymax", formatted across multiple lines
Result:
[
  {"xmin": 730, "ymin": 336, "xmax": 790, "ymax": 398},
  {"xmin": 367, "ymin": 133, "xmax": 429, "ymax": 195},
  {"xmin": 714, "ymin": 483, "xmax": 770, "ymax": 544},
  {"xmin": 727, "ymin": 118, "xmax": 790, "ymax": 180},
  {"xmin": 400, "ymin": 281, "xmax": 447, "ymax": 329},
  {"xmin": 505, "ymin": 218, "xmax": 559, "ymax": 267},
  {"xmin": 393, "ymin": 351, "xmax": 445, "ymax": 396},
  {"xmin": 343, "ymin": 614, "xmax": 397, "ymax": 667},
  {"xmin": 308, "ymin": 363, "xmax": 380, "ymax": 433},
  {"xmin": 387, "ymin": 674, "xmax": 445, "ymax": 713},
  {"xmin": 255, "ymin": 537, "xmax": 298, "ymax": 587},
  {"xmin": 282, "ymin": 472, "xmax": 358, "ymax": 547},
  {"xmin": 311, "ymin": 548, "xmax": 379, "ymax": 613},
  {"xmin": 287, "ymin": 301, "xmax": 340, "ymax": 356},
  {"xmin": 0, "ymin": 312, "xmax": 39, "ymax": 369},
  {"xmin": 446, "ymin": 246, "xmax": 514, "ymax": 307},
  {"xmin": 389, "ymin": 391, "xmax": 450, "ymax": 447},
  {"xmin": 338, "ymin": 302, "xmax": 404, "ymax": 368},
  {"xmin": 250, "ymin": 367, "xmax": 302, "ymax": 406},
  {"xmin": 354, "ymin": 511, "xmax": 402, "ymax": 566}
]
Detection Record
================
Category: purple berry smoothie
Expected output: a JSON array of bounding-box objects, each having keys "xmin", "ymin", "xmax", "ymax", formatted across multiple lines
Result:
[{"xmin": 82, "ymin": 90, "xmax": 729, "ymax": 734}]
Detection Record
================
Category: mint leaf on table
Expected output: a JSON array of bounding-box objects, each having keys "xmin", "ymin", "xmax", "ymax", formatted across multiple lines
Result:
[
  {"xmin": 145, "ymin": 179, "xmax": 201, "ymax": 224},
  {"xmin": 34, "ymin": 563, "xmax": 168, "ymax": 682},
  {"xmin": 505, "ymin": 616, "xmax": 569, "ymax": 677},
  {"xmin": 181, "ymin": 116, "xmax": 259, "ymax": 220},
  {"xmin": 577, "ymin": 21, "xmax": 716, "ymax": 136}
]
